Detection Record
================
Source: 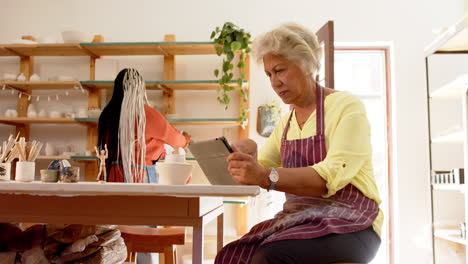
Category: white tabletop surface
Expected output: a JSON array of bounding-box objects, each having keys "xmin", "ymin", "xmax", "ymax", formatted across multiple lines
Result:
[{"xmin": 0, "ymin": 181, "xmax": 261, "ymax": 197}]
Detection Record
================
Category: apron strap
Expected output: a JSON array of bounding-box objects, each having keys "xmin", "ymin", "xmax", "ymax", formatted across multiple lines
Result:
[
  {"xmin": 316, "ymin": 83, "xmax": 325, "ymax": 136},
  {"xmin": 281, "ymin": 83, "xmax": 326, "ymax": 140}
]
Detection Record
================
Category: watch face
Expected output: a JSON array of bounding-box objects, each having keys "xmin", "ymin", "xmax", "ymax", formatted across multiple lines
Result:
[{"xmin": 269, "ymin": 171, "xmax": 279, "ymax": 182}]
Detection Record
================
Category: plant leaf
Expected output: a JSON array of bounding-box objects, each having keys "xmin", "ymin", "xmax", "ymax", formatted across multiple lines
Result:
[
  {"xmin": 224, "ymin": 84, "xmax": 234, "ymax": 91},
  {"xmin": 223, "ymin": 61, "xmax": 230, "ymax": 72},
  {"xmin": 237, "ymin": 78, "xmax": 243, "ymax": 88},
  {"xmin": 226, "ymin": 51, "xmax": 234, "ymax": 62},
  {"xmin": 237, "ymin": 61, "xmax": 245, "ymax": 69},
  {"xmin": 230, "ymin": 41, "xmax": 241, "ymax": 52},
  {"xmin": 210, "ymin": 31, "xmax": 216, "ymax": 39},
  {"xmin": 214, "ymin": 69, "xmax": 219, "ymax": 77},
  {"xmin": 215, "ymin": 46, "xmax": 223, "ymax": 56}
]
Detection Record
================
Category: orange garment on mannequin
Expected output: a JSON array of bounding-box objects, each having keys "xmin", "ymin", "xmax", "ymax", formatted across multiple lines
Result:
[{"xmin": 108, "ymin": 105, "xmax": 187, "ymax": 182}]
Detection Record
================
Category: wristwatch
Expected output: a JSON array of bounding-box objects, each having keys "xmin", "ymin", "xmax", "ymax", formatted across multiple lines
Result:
[{"xmin": 268, "ymin": 168, "xmax": 279, "ymax": 191}]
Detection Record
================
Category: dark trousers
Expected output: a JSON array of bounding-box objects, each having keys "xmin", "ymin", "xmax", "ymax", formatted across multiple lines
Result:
[{"xmin": 251, "ymin": 226, "xmax": 381, "ymax": 264}]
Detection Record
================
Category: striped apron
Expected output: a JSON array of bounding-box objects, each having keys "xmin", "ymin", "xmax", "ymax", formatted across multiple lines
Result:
[{"xmin": 215, "ymin": 85, "xmax": 379, "ymax": 264}]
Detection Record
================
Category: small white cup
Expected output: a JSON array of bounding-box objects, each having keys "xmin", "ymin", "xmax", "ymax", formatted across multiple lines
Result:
[
  {"xmin": 0, "ymin": 163, "xmax": 11, "ymax": 181},
  {"xmin": 15, "ymin": 162, "xmax": 35, "ymax": 182}
]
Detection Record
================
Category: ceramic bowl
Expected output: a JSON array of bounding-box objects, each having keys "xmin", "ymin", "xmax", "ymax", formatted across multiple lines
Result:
[
  {"xmin": 40, "ymin": 169, "xmax": 59, "ymax": 182},
  {"xmin": 156, "ymin": 162, "xmax": 192, "ymax": 185},
  {"xmin": 165, "ymin": 154, "xmax": 186, "ymax": 163},
  {"xmin": 61, "ymin": 30, "xmax": 92, "ymax": 43}
]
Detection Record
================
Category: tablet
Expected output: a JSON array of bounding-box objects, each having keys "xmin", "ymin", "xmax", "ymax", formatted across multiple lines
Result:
[{"xmin": 188, "ymin": 137, "xmax": 239, "ymax": 185}]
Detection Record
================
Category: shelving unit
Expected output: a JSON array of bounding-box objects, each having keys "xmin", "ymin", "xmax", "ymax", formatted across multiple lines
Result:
[
  {"xmin": 425, "ymin": 14, "xmax": 468, "ymax": 263},
  {"xmin": 434, "ymin": 228, "xmax": 466, "ymax": 245},
  {"xmin": 0, "ymin": 35, "xmax": 250, "ymax": 181}
]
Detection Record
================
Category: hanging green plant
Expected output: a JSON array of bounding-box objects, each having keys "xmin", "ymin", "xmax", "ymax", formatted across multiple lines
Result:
[{"xmin": 210, "ymin": 22, "xmax": 251, "ymax": 124}]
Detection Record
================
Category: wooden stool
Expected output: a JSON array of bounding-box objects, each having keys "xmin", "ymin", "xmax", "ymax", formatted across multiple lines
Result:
[{"xmin": 117, "ymin": 225, "xmax": 185, "ymax": 264}]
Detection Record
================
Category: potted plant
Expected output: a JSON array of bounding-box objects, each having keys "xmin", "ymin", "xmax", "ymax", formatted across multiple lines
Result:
[{"xmin": 210, "ymin": 22, "xmax": 251, "ymax": 124}]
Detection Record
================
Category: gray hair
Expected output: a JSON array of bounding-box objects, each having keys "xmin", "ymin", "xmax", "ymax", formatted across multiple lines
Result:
[{"xmin": 252, "ymin": 23, "xmax": 323, "ymax": 75}]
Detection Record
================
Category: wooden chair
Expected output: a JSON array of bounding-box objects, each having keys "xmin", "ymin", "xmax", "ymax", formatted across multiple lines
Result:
[{"xmin": 117, "ymin": 225, "xmax": 185, "ymax": 264}]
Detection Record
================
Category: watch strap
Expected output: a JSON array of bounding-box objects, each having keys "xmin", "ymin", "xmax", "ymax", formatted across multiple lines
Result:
[{"xmin": 268, "ymin": 168, "xmax": 278, "ymax": 191}]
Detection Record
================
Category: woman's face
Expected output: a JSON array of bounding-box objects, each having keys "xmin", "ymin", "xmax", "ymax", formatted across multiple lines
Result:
[{"xmin": 263, "ymin": 53, "xmax": 310, "ymax": 105}]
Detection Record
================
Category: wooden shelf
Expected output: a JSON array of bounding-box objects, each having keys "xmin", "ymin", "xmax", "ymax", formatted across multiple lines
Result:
[
  {"xmin": 0, "ymin": 117, "xmax": 239, "ymax": 126},
  {"xmin": 36, "ymin": 155, "xmax": 70, "ymax": 160},
  {"xmin": 80, "ymin": 41, "xmax": 216, "ymax": 56},
  {"xmin": 425, "ymin": 14, "xmax": 468, "ymax": 56},
  {"xmin": 1, "ymin": 80, "xmax": 247, "ymax": 91},
  {"xmin": 36, "ymin": 155, "xmax": 98, "ymax": 161},
  {"xmin": 0, "ymin": 81, "xmax": 79, "ymax": 91},
  {"xmin": 430, "ymin": 74, "xmax": 468, "ymax": 98},
  {"xmin": 434, "ymin": 228, "xmax": 466, "ymax": 245},
  {"xmin": 431, "ymin": 130, "xmax": 464, "ymax": 143},
  {"xmin": 81, "ymin": 80, "xmax": 246, "ymax": 91},
  {"xmin": 168, "ymin": 118, "xmax": 239, "ymax": 126},
  {"xmin": 0, "ymin": 117, "xmax": 77, "ymax": 125},
  {"xmin": 0, "ymin": 43, "xmax": 93, "ymax": 57},
  {"xmin": 0, "ymin": 46, "xmax": 18, "ymax": 56}
]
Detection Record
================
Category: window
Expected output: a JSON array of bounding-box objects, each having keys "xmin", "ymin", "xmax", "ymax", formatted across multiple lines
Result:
[{"xmin": 335, "ymin": 47, "xmax": 392, "ymax": 264}]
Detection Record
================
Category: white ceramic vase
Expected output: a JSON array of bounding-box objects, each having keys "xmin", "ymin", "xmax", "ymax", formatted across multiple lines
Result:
[{"xmin": 44, "ymin": 142, "xmax": 55, "ymax": 156}]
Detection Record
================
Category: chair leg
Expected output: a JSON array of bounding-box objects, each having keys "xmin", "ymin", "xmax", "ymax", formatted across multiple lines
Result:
[
  {"xmin": 163, "ymin": 245, "xmax": 176, "ymax": 264},
  {"xmin": 126, "ymin": 251, "xmax": 137, "ymax": 263}
]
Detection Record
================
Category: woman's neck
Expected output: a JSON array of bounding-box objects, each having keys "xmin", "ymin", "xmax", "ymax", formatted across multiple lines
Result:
[{"xmin": 294, "ymin": 80, "xmax": 317, "ymax": 115}]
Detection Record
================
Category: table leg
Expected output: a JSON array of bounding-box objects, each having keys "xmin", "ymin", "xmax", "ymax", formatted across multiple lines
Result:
[
  {"xmin": 217, "ymin": 212, "xmax": 224, "ymax": 253},
  {"xmin": 192, "ymin": 221, "xmax": 204, "ymax": 264}
]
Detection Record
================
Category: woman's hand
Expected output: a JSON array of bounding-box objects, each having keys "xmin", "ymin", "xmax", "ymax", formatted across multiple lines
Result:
[
  {"xmin": 231, "ymin": 138, "xmax": 258, "ymax": 158},
  {"xmin": 182, "ymin": 131, "xmax": 192, "ymax": 146},
  {"xmin": 227, "ymin": 152, "xmax": 270, "ymax": 187}
]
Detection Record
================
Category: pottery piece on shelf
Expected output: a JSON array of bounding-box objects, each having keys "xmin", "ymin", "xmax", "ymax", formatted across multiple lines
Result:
[
  {"xmin": 15, "ymin": 161, "xmax": 35, "ymax": 182},
  {"xmin": 44, "ymin": 142, "xmax": 56, "ymax": 156},
  {"xmin": 76, "ymin": 107, "xmax": 88, "ymax": 118},
  {"xmin": 2, "ymin": 73, "xmax": 17, "ymax": 81},
  {"xmin": 64, "ymin": 112, "xmax": 75, "ymax": 118},
  {"xmin": 40, "ymin": 169, "xmax": 59, "ymax": 182},
  {"xmin": 29, "ymin": 73, "xmax": 41, "ymax": 81},
  {"xmin": 27, "ymin": 110, "xmax": 37, "ymax": 118},
  {"xmin": 61, "ymin": 30, "xmax": 93, "ymax": 43},
  {"xmin": 5, "ymin": 109, "xmax": 18, "ymax": 118},
  {"xmin": 60, "ymin": 166, "xmax": 80, "ymax": 183},
  {"xmin": 0, "ymin": 163, "xmax": 11, "ymax": 181},
  {"xmin": 38, "ymin": 109, "xmax": 47, "ymax": 118},
  {"xmin": 16, "ymin": 73, "xmax": 26, "ymax": 81}
]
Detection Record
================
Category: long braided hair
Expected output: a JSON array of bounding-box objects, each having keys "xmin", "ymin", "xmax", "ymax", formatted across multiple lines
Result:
[{"xmin": 98, "ymin": 68, "xmax": 148, "ymax": 183}]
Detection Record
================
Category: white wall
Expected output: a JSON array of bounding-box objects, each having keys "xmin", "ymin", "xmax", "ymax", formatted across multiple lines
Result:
[{"xmin": 0, "ymin": 0, "xmax": 466, "ymax": 263}]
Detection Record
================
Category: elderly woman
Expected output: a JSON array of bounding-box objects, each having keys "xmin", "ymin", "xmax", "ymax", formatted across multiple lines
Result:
[{"xmin": 215, "ymin": 23, "xmax": 382, "ymax": 264}]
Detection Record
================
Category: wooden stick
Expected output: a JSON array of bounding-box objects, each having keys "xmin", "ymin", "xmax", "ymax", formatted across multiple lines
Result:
[
  {"xmin": 29, "ymin": 142, "xmax": 42, "ymax": 162},
  {"xmin": 27, "ymin": 141, "xmax": 36, "ymax": 161},
  {"xmin": 16, "ymin": 143, "xmax": 26, "ymax": 162},
  {"xmin": 6, "ymin": 148, "xmax": 18, "ymax": 163}
]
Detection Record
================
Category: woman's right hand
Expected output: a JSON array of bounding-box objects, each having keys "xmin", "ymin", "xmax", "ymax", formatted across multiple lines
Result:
[{"xmin": 231, "ymin": 138, "xmax": 258, "ymax": 158}]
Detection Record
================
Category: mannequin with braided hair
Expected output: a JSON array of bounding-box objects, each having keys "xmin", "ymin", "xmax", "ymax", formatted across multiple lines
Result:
[{"xmin": 98, "ymin": 68, "xmax": 190, "ymax": 183}]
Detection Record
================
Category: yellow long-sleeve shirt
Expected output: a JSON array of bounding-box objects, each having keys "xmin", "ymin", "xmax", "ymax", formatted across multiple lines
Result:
[{"xmin": 258, "ymin": 91, "xmax": 383, "ymax": 237}]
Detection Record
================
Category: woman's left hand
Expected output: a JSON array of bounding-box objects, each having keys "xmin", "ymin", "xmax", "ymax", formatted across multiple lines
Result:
[{"xmin": 227, "ymin": 152, "xmax": 269, "ymax": 187}]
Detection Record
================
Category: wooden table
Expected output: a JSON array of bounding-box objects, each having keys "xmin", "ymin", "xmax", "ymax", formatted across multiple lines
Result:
[{"xmin": 0, "ymin": 181, "xmax": 260, "ymax": 264}]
